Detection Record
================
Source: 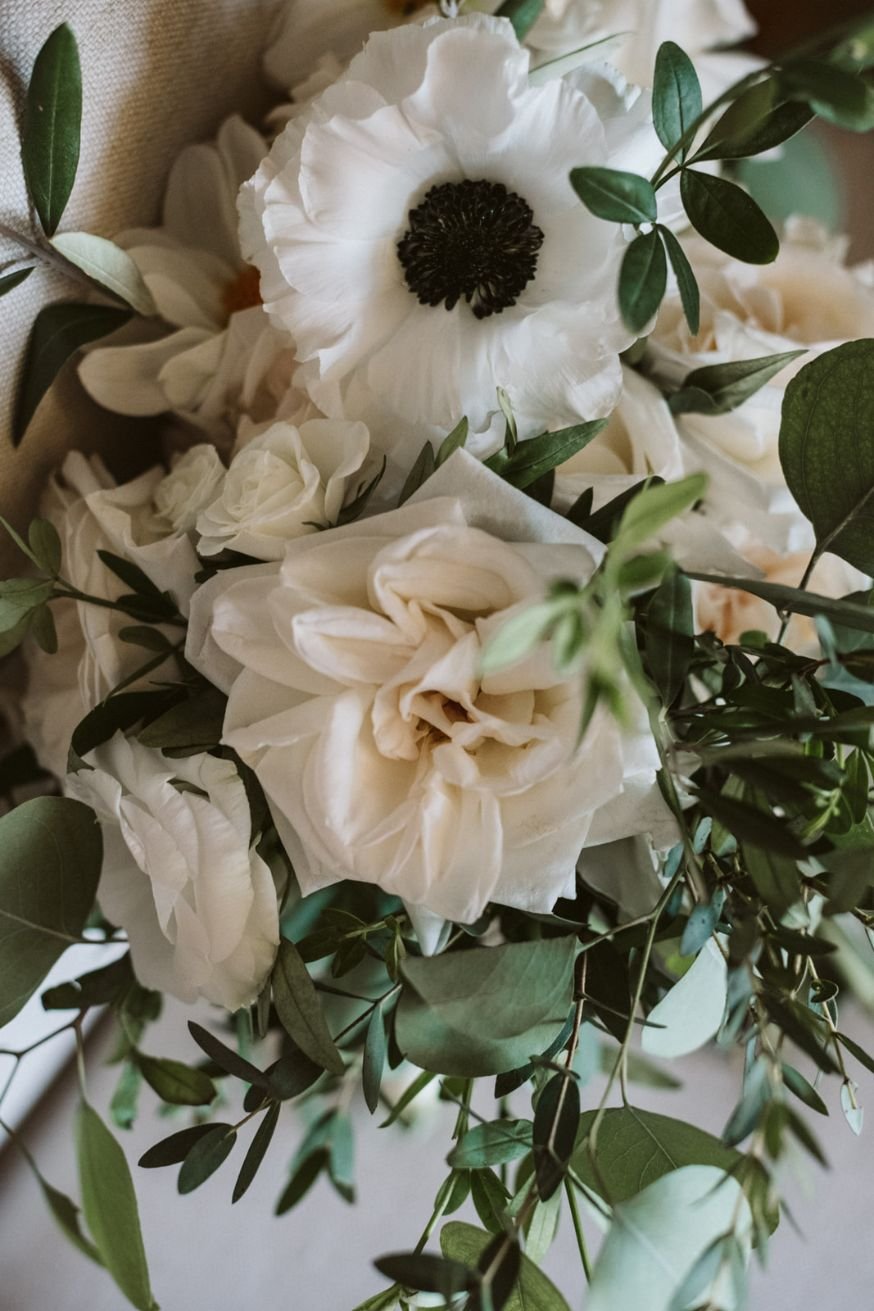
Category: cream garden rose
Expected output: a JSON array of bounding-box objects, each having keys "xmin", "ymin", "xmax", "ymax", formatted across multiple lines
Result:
[
  {"xmin": 650, "ymin": 221, "xmax": 874, "ymax": 550},
  {"xmin": 186, "ymin": 452, "xmax": 666, "ymax": 931},
  {"xmin": 196, "ymin": 417, "xmax": 372, "ymax": 559},
  {"xmin": 66, "ymin": 736, "xmax": 280, "ymax": 1009}
]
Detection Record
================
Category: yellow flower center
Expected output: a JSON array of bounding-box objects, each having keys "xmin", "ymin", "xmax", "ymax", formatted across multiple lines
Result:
[{"xmin": 222, "ymin": 265, "xmax": 262, "ymax": 320}]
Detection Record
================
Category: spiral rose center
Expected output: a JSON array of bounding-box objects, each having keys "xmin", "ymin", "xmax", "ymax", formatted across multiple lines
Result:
[{"xmin": 397, "ymin": 179, "xmax": 544, "ymax": 319}]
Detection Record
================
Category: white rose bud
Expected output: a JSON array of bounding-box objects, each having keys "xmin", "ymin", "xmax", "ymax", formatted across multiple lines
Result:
[
  {"xmin": 154, "ymin": 445, "xmax": 226, "ymax": 533},
  {"xmin": 66, "ymin": 735, "xmax": 280, "ymax": 1009},
  {"xmin": 196, "ymin": 418, "xmax": 371, "ymax": 560}
]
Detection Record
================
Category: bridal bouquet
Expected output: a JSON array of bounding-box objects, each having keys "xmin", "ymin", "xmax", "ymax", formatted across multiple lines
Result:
[{"xmin": 3, "ymin": 2, "xmax": 874, "ymax": 1307}]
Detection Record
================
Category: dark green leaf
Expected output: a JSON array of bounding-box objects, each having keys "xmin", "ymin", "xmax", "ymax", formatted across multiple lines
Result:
[
  {"xmin": 0, "ymin": 267, "xmax": 34, "ymax": 297},
  {"xmin": 336, "ymin": 456, "xmax": 387, "ymax": 528},
  {"xmin": 272, "ymin": 940, "xmax": 345, "ymax": 1075},
  {"xmin": 177, "ymin": 1125, "xmax": 236, "ymax": 1194},
  {"xmin": 763, "ymin": 997, "xmax": 839, "ymax": 1073},
  {"xmin": 263, "ymin": 1045, "xmax": 323, "ymax": 1102},
  {"xmin": 695, "ymin": 80, "xmax": 813, "ymax": 161},
  {"xmin": 398, "ymin": 441, "xmax": 436, "ymax": 505},
  {"xmin": 680, "ymin": 169, "xmax": 779, "ymax": 264},
  {"xmin": 96, "ymin": 550, "xmax": 164, "ymax": 600},
  {"xmin": 783, "ymin": 59, "xmax": 874, "ymax": 131},
  {"xmin": 436, "ymin": 417, "xmax": 469, "ymax": 466},
  {"xmin": 28, "ymin": 518, "xmax": 62, "ymax": 575},
  {"xmin": 669, "ymin": 349, "xmax": 805, "ymax": 416},
  {"xmin": 658, "ymin": 226, "xmax": 700, "ymax": 335},
  {"xmin": 653, "ymin": 42, "xmax": 702, "ymax": 157},
  {"xmin": 680, "ymin": 888, "xmax": 727, "ymax": 957},
  {"xmin": 138, "ymin": 1123, "xmax": 226, "ymax": 1169},
  {"xmin": 485, "ymin": 420, "xmax": 608, "ymax": 489},
  {"xmin": 232, "ymin": 1102, "xmax": 281, "ymax": 1203},
  {"xmin": 396, "ymin": 937, "xmax": 576, "ymax": 1077},
  {"xmin": 0, "ymin": 743, "xmax": 52, "ymax": 798},
  {"xmin": 374, "ymin": 1252, "xmax": 473, "ymax": 1298},
  {"xmin": 362, "ymin": 1001, "xmax": 387, "ymax": 1115},
  {"xmin": 837, "ymin": 1030, "xmax": 874, "ymax": 1075},
  {"xmin": 31, "ymin": 604, "xmax": 58, "ymax": 654},
  {"xmin": 40, "ymin": 1177, "xmax": 102, "ymax": 1265},
  {"xmin": 471, "ymin": 1168, "xmax": 511, "ymax": 1235},
  {"xmin": 275, "ymin": 1149, "xmax": 326, "ymax": 1215},
  {"xmin": 474, "ymin": 1233, "xmax": 522, "ymax": 1311},
  {"xmin": 441, "ymin": 1222, "xmax": 571, "ymax": 1311},
  {"xmin": 569, "ymin": 167, "xmax": 657, "ymax": 224},
  {"xmin": 14, "ymin": 303, "xmax": 131, "ymax": 444},
  {"xmin": 187, "ymin": 1020, "xmax": 269, "ymax": 1089},
  {"xmin": 619, "ymin": 230, "xmax": 668, "ymax": 334},
  {"xmin": 781, "ymin": 1062, "xmax": 828, "ymax": 1115},
  {"xmin": 646, "ymin": 568, "xmax": 694, "ymax": 706},
  {"xmin": 76, "ymin": 1102, "xmax": 157, "ymax": 1310},
  {"xmin": 533, "ymin": 1073, "xmax": 580, "ymax": 1201},
  {"xmin": 495, "ymin": 0, "xmax": 545, "ymax": 40},
  {"xmin": 572, "ymin": 1106, "xmax": 740, "ymax": 1203},
  {"xmin": 695, "ymin": 790, "xmax": 808, "ymax": 858},
  {"xmin": 779, "ymin": 340, "xmax": 874, "ymax": 573},
  {"xmin": 136, "ymin": 1055, "xmax": 216, "ymax": 1107},
  {"xmin": 137, "ymin": 688, "xmax": 227, "ymax": 752},
  {"xmin": 70, "ymin": 689, "xmax": 180, "ymax": 764},
  {"xmin": 109, "ymin": 1062, "xmax": 143, "ymax": 1132},
  {"xmin": 448, "ymin": 1120, "xmax": 533, "ymax": 1170},
  {"xmin": 0, "ymin": 797, "xmax": 102, "ymax": 1028},
  {"xmin": 118, "ymin": 626, "xmax": 173, "ymax": 653},
  {"xmin": 569, "ymin": 477, "xmax": 663, "ymax": 544},
  {"xmin": 743, "ymin": 845, "xmax": 802, "ymax": 915},
  {"xmin": 22, "ymin": 24, "xmax": 82, "ymax": 236}
]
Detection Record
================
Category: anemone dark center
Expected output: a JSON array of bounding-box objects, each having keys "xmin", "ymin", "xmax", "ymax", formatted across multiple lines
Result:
[{"xmin": 397, "ymin": 179, "xmax": 544, "ymax": 319}]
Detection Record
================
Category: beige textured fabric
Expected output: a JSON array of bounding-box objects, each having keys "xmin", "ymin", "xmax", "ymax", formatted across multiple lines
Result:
[{"xmin": 0, "ymin": 0, "xmax": 282, "ymax": 573}]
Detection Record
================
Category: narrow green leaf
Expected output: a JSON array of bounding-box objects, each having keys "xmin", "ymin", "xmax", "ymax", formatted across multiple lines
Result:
[
  {"xmin": 448, "ymin": 1120, "xmax": 534, "ymax": 1170},
  {"xmin": 441, "ymin": 1222, "xmax": 571, "ymax": 1311},
  {"xmin": 76, "ymin": 1102, "xmax": 157, "ymax": 1310},
  {"xmin": 619, "ymin": 229, "xmax": 667, "ymax": 333},
  {"xmin": 31, "ymin": 604, "xmax": 58, "ymax": 654},
  {"xmin": 436, "ymin": 417, "xmax": 469, "ymax": 466},
  {"xmin": 0, "ymin": 797, "xmax": 102, "ymax": 1028},
  {"xmin": 398, "ymin": 441, "xmax": 436, "ymax": 505},
  {"xmin": 680, "ymin": 169, "xmax": 779, "ymax": 264},
  {"xmin": 533, "ymin": 1072, "xmax": 580, "ymax": 1201},
  {"xmin": 680, "ymin": 889, "xmax": 727, "ymax": 957},
  {"xmin": 136, "ymin": 1055, "xmax": 216, "ymax": 1107},
  {"xmin": 486, "ymin": 420, "xmax": 608, "ymax": 489},
  {"xmin": 653, "ymin": 42, "xmax": 702, "ymax": 157},
  {"xmin": 781, "ymin": 1062, "xmax": 828, "ymax": 1115},
  {"xmin": 669, "ymin": 349, "xmax": 805, "ymax": 416},
  {"xmin": 779, "ymin": 340, "xmax": 874, "ymax": 573},
  {"xmin": 374, "ymin": 1252, "xmax": 473, "ymax": 1298},
  {"xmin": 51, "ymin": 232, "xmax": 156, "ymax": 315},
  {"xmin": 22, "ymin": 24, "xmax": 82, "ymax": 236},
  {"xmin": 380, "ymin": 1069, "xmax": 437, "ymax": 1128},
  {"xmin": 658, "ymin": 226, "xmax": 700, "ymax": 336},
  {"xmin": 570, "ymin": 167, "xmax": 657, "ymax": 224},
  {"xmin": 471, "ymin": 1168, "xmax": 511, "ymax": 1235},
  {"xmin": 645, "ymin": 568, "xmax": 694, "ymax": 706},
  {"xmin": 275, "ymin": 1150, "xmax": 326, "ymax": 1215},
  {"xmin": 0, "ymin": 267, "xmax": 34, "ymax": 297},
  {"xmin": 685, "ymin": 572, "xmax": 874, "ymax": 636},
  {"xmin": 177, "ymin": 1125, "xmax": 236, "ymax": 1194},
  {"xmin": 28, "ymin": 518, "xmax": 62, "ymax": 575},
  {"xmin": 40, "ymin": 1177, "xmax": 102, "ymax": 1265},
  {"xmin": 138, "ymin": 1123, "xmax": 227, "ymax": 1170},
  {"xmin": 14, "ymin": 302, "xmax": 131, "ymax": 445},
  {"xmin": 494, "ymin": 0, "xmax": 545, "ymax": 41},
  {"xmin": 837, "ymin": 1030, "xmax": 874, "ymax": 1075},
  {"xmin": 272, "ymin": 940, "xmax": 345, "ymax": 1075},
  {"xmin": 232, "ymin": 1101, "xmax": 281, "ymax": 1203},
  {"xmin": 694, "ymin": 80, "xmax": 813, "ymax": 161},
  {"xmin": 138, "ymin": 689, "xmax": 227, "ymax": 752},
  {"xmin": 616, "ymin": 473, "xmax": 708, "ymax": 551},
  {"xmin": 186, "ymin": 1020, "xmax": 269, "ymax": 1088},
  {"xmin": 362, "ymin": 1001, "xmax": 387, "ymax": 1116},
  {"xmin": 783, "ymin": 58, "xmax": 874, "ymax": 131}
]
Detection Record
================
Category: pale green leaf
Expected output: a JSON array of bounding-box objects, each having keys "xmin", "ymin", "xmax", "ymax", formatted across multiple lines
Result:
[{"xmin": 51, "ymin": 232, "xmax": 156, "ymax": 315}]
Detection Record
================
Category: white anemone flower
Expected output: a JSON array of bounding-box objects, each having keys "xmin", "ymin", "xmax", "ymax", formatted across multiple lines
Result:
[
  {"xmin": 241, "ymin": 15, "xmax": 644, "ymax": 461},
  {"xmin": 79, "ymin": 117, "xmax": 296, "ymax": 442}
]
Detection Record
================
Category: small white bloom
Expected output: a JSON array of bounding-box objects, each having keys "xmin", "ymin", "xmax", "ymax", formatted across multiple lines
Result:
[
  {"xmin": 186, "ymin": 451, "xmax": 666, "ymax": 930},
  {"xmin": 263, "ymin": 0, "xmax": 439, "ymax": 88},
  {"xmin": 154, "ymin": 445, "xmax": 226, "ymax": 534},
  {"xmin": 241, "ymin": 15, "xmax": 643, "ymax": 459},
  {"xmin": 79, "ymin": 117, "xmax": 296, "ymax": 442},
  {"xmin": 196, "ymin": 418, "xmax": 372, "ymax": 560},
  {"xmin": 66, "ymin": 736, "xmax": 280, "ymax": 1009},
  {"xmin": 649, "ymin": 221, "xmax": 874, "ymax": 550},
  {"xmin": 22, "ymin": 453, "xmax": 200, "ymax": 777}
]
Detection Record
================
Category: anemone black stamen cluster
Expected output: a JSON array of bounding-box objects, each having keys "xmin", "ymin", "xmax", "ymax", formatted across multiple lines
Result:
[{"xmin": 397, "ymin": 179, "xmax": 544, "ymax": 319}]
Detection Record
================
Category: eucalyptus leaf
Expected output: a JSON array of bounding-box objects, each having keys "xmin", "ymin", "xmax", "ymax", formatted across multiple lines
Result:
[
  {"xmin": 641, "ymin": 940, "xmax": 727, "ymax": 1059},
  {"xmin": 779, "ymin": 340, "xmax": 874, "ymax": 573},
  {"xmin": 136, "ymin": 1055, "xmax": 216, "ymax": 1107},
  {"xmin": 0, "ymin": 797, "xmax": 102, "ymax": 1028},
  {"xmin": 668, "ymin": 350, "xmax": 805, "ymax": 416},
  {"xmin": 470, "ymin": 1168, "xmax": 511, "ymax": 1235},
  {"xmin": 362, "ymin": 1001, "xmax": 387, "ymax": 1115},
  {"xmin": 440, "ymin": 1222, "xmax": 571, "ymax": 1311},
  {"xmin": 396, "ymin": 937, "xmax": 576, "ymax": 1077},
  {"xmin": 272, "ymin": 940, "xmax": 346, "ymax": 1075},
  {"xmin": 494, "ymin": 0, "xmax": 545, "ymax": 40},
  {"xmin": 76, "ymin": 1102, "xmax": 157, "ymax": 1311},
  {"xmin": 573, "ymin": 1106, "xmax": 740, "ymax": 1203},
  {"xmin": 14, "ymin": 302, "xmax": 131, "ymax": 444},
  {"xmin": 138, "ymin": 1123, "xmax": 227, "ymax": 1170},
  {"xmin": 177, "ymin": 1125, "xmax": 237, "ymax": 1194},
  {"xmin": 569, "ymin": 167, "xmax": 657, "ymax": 224},
  {"xmin": 187, "ymin": 1020, "xmax": 269, "ymax": 1089},
  {"xmin": 22, "ymin": 23, "xmax": 82, "ymax": 236},
  {"xmin": 533, "ymin": 1072, "xmax": 580, "ymax": 1200},
  {"xmin": 619, "ymin": 229, "xmax": 667, "ymax": 334},
  {"xmin": 652, "ymin": 42, "xmax": 702, "ymax": 157},
  {"xmin": 233, "ymin": 1102, "xmax": 281, "ymax": 1203},
  {"xmin": 52, "ymin": 233, "xmax": 156, "ymax": 315},
  {"xmin": 374, "ymin": 1251, "xmax": 473, "ymax": 1298},
  {"xmin": 680, "ymin": 170, "xmax": 779, "ymax": 264},
  {"xmin": 448, "ymin": 1120, "xmax": 533, "ymax": 1170},
  {"xmin": 0, "ymin": 267, "xmax": 34, "ymax": 297}
]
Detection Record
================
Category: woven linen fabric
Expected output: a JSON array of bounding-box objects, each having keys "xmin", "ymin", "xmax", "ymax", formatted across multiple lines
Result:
[{"xmin": 0, "ymin": 0, "xmax": 282, "ymax": 575}]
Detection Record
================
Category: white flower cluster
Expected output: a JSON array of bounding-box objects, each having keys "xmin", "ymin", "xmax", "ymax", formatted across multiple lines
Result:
[{"xmin": 19, "ymin": 0, "xmax": 874, "ymax": 1007}]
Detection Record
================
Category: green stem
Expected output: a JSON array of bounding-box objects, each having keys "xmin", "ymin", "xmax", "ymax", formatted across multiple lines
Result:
[{"xmin": 565, "ymin": 1178, "xmax": 593, "ymax": 1286}]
